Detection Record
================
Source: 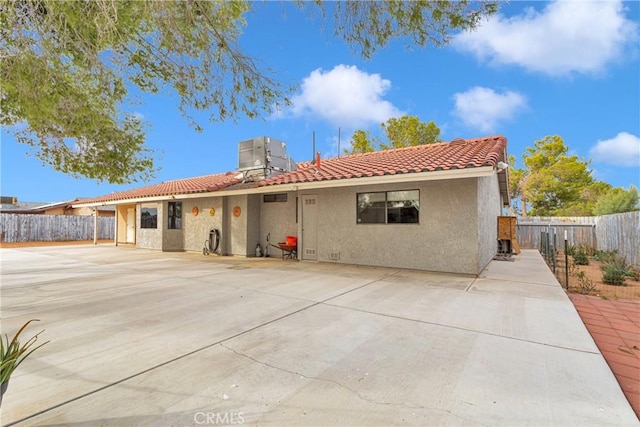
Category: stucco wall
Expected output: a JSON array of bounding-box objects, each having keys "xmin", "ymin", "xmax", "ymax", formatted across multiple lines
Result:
[
  {"xmin": 476, "ymin": 174, "xmax": 501, "ymax": 272},
  {"xmin": 306, "ymin": 179, "xmax": 480, "ymax": 274},
  {"xmin": 162, "ymin": 201, "xmax": 184, "ymax": 251},
  {"xmin": 137, "ymin": 202, "xmax": 162, "ymax": 250},
  {"xmin": 226, "ymin": 195, "xmax": 248, "ymax": 256},
  {"xmin": 181, "ymin": 198, "xmax": 224, "ymax": 252},
  {"xmin": 259, "ymin": 192, "xmax": 298, "ymax": 252},
  {"xmin": 246, "ymin": 194, "xmax": 262, "ymax": 256}
]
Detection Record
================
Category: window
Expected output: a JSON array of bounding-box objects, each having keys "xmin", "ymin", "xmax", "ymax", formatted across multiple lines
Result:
[
  {"xmin": 168, "ymin": 201, "xmax": 182, "ymax": 229},
  {"xmin": 357, "ymin": 190, "xmax": 419, "ymax": 224},
  {"xmin": 140, "ymin": 204, "xmax": 157, "ymax": 229},
  {"xmin": 263, "ymin": 193, "xmax": 287, "ymax": 203}
]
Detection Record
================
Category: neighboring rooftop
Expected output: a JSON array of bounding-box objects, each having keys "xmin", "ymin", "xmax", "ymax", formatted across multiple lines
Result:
[{"xmin": 76, "ymin": 135, "xmax": 508, "ymax": 206}]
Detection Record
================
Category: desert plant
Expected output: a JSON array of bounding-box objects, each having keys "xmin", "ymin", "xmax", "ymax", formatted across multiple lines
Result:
[
  {"xmin": 601, "ymin": 263, "xmax": 626, "ymax": 286},
  {"xmin": 1, "ymin": 319, "xmax": 49, "ymax": 385},
  {"xmin": 593, "ymin": 249, "xmax": 618, "ymax": 264},
  {"xmin": 625, "ymin": 267, "xmax": 640, "ymax": 281},
  {"xmin": 565, "ymin": 244, "xmax": 576, "ymax": 257},
  {"xmin": 575, "ymin": 271, "xmax": 596, "ymax": 295},
  {"xmin": 573, "ymin": 249, "xmax": 590, "ymax": 266},
  {"xmin": 568, "ymin": 259, "xmax": 580, "ymax": 277}
]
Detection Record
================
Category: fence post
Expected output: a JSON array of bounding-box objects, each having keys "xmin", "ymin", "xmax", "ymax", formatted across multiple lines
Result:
[{"xmin": 552, "ymin": 228, "xmax": 557, "ymax": 274}]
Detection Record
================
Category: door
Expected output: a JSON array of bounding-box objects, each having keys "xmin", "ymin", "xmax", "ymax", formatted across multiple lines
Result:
[
  {"xmin": 126, "ymin": 208, "xmax": 135, "ymax": 243},
  {"xmin": 301, "ymin": 195, "xmax": 318, "ymax": 260}
]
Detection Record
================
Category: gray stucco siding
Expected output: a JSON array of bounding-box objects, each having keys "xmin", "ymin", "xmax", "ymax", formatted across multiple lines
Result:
[
  {"xmin": 182, "ymin": 198, "xmax": 224, "ymax": 253},
  {"xmin": 259, "ymin": 192, "xmax": 298, "ymax": 252},
  {"xmin": 137, "ymin": 202, "xmax": 163, "ymax": 250},
  {"xmin": 476, "ymin": 174, "xmax": 501, "ymax": 272},
  {"xmin": 309, "ymin": 178, "xmax": 481, "ymax": 274}
]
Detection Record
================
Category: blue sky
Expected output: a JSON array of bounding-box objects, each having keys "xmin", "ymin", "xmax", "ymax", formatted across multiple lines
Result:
[{"xmin": 1, "ymin": 0, "xmax": 639, "ymax": 203}]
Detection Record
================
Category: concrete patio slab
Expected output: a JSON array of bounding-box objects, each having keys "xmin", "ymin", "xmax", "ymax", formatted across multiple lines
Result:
[{"xmin": 1, "ymin": 246, "xmax": 638, "ymax": 426}]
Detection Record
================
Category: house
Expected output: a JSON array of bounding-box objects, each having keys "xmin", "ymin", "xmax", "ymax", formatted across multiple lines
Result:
[
  {"xmin": 0, "ymin": 198, "xmax": 115, "ymax": 216},
  {"xmin": 74, "ymin": 135, "xmax": 510, "ymax": 275}
]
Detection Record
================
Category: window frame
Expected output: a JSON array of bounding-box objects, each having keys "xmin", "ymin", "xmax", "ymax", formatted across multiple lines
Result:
[
  {"xmin": 356, "ymin": 190, "xmax": 419, "ymax": 225},
  {"xmin": 263, "ymin": 193, "xmax": 288, "ymax": 203},
  {"xmin": 168, "ymin": 201, "xmax": 182, "ymax": 230},
  {"xmin": 140, "ymin": 203, "xmax": 158, "ymax": 229}
]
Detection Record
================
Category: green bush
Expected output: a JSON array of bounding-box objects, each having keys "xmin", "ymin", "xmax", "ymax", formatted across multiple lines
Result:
[
  {"xmin": 601, "ymin": 264, "xmax": 626, "ymax": 286},
  {"xmin": 593, "ymin": 249, "xmax": 618, "ymax": 264},
  {"xmin": 573, "ymin": 250, "xmax": 589, "ymax": 266},
  {"xmin": 577, "ymin": 244, "xmax": 596, "ymax": 257},
  {"xmin": 626, "ymin": 267, "xmax": 640, "ymax": 281}
]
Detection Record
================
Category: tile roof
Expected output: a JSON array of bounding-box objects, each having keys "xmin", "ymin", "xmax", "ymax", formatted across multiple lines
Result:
[
  {"xmin": 76, "ymin": 135, "xmax": 506, "ymax": 204},
  {"xmin": 78, "ymin": 172, "xmax": 243, "ymax": 204},
  {"xmin": 260, "ymin": 135, "xmax": 507, "ymax": 186}
]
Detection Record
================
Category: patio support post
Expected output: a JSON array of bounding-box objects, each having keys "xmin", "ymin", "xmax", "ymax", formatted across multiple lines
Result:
[
  {"xmin": 93, "ymin": 207, "xmax": 98, "ymax": 245},
  {"xmin": 564, "ymin": 230, "xmax": 569, "ymax": 290}
]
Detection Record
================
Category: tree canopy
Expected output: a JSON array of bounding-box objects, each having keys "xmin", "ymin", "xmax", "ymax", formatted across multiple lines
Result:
[
  {"xmin": 1, "ymin": 0, "xmax": 498, "ymax": 183},
  {"xmin": 594, "ymin": 185, "xmax": 639, "ymax": 215},
  {"xmin": 380, "ymin": 115, "xmax": 442, "ymax": 150},
  {"xmin": 344, "ymin": 115, "xmax": 442, "ymax": 155},
  {"xmin": 510, "ymin": 135, "xmax": 638, "ymax": 217}
]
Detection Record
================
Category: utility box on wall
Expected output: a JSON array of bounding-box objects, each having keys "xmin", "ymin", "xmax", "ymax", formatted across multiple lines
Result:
[{"xmin": 497, "ymin": 216, "xmax": 520, "ymax": 255}]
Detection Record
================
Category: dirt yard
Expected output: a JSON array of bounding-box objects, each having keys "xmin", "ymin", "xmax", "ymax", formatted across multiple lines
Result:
[
  {"xmin": 567, "ymin": 258, "xmax": 640, "ymax": 301},
  {"xmin": 0, "ymin": 240, "xmax": 112, "ymax": 248}
]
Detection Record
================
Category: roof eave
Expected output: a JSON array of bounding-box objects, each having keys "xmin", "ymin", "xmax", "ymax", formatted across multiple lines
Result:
[{"xmin": 73, "ymin": 166, "xmax": 496, "ymax": 207}]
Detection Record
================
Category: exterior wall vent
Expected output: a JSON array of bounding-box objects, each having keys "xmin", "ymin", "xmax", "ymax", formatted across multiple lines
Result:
[{"xmin": 329, "ymin": 252, "xmax": 340, "ymax": 261}]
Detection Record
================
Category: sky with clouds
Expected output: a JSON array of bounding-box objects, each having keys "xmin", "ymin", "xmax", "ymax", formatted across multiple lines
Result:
[{"xmin": 1, "ymin": 0, "xmax": 639, "ymax": 203}]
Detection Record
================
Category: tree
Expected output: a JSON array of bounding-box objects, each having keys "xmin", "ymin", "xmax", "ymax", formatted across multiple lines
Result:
[
  {"xmin": 1, "ymin": 0, "xmax": 498, "ymax": 184},
  {"xmin": 344, "ymin": 130, "xmax": 377, "ymax": 155},
  {"xmin": 380, "ymin": 116, "xmax": 442, "ymax": 149},
  {"xmin": 507, "ymin": 154, "xmax": 528, "ymax": 215},
  {"xmin": 573, "ymin": 181, "xmax": 613, "ymax": 216},
  {"xmin": 594, "ymin": 185, "xmax": 639, "ymax": 215},
  {"xmin": 520, "ymin": 135, "xmax": 594, "ymax": 216}
]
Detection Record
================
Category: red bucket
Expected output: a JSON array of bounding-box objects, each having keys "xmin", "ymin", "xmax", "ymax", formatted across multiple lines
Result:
[{"xmin": 285, "ymin": 235, "xmax": 297, "ymax": 246}]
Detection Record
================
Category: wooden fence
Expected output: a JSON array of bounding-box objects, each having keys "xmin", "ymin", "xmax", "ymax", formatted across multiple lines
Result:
[
  {"xmin": 0, "ymin": 214, "xmax": 115, "ymax": 242},
  {"xmin": 516, "ymin": 212, "xmax": 639, "ymax": 267}
]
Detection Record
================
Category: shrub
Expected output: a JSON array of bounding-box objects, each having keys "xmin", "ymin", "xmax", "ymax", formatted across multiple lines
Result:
[
  {"xmin": 573, "ymin": 250, "xmax": 589, "ymax": 266},
  {"xmin": 626, "ymin": 267, "xmax": 640, "ymax": 281},
  {"xmin": 577, "ymin": 244, "xmax": 596, "ymax": 257},
  {"xmin": 575, "ymin": 271, "xmax": 596, "ymax": 295},
  {"xmin": 1, "ymin": 320, "xmax": 49, "ymax": 385},
  {"xmin": 601, "ymin": 263, "xmax": 626, "ymax": 286},
  {"xmin": 593, "ymin": 249, "xmax": 618, "ymax": 264}
]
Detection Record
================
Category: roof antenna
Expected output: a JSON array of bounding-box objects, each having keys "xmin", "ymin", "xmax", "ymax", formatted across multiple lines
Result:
[
  {"xmin": 338, "ymin": 127, "xmax": 341, "ymax": 157},
  {"xmin": 312, "ymin": 131, "xmax": 316, "ymax": 164}
]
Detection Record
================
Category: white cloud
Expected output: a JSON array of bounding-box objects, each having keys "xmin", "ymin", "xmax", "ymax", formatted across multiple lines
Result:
[
  {"xmin": 453, "ymin": 1, "xmax": 638, "ymax": 76},
  {"xmin": 590, "ymin": 132, "xmax": 640, "ymax": 167},
  {"xmin": 287, "ymin": 65, "xmax": 403, "ymax": 127},
  {"xmin": 452, "ymin": 87, "xmax": 527, "ymax": 132}
]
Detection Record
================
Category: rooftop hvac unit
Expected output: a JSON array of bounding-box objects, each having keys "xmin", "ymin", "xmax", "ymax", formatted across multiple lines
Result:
[{"xmin": 238, "ymin": 136, "xmax": 296, "ymax": 180}]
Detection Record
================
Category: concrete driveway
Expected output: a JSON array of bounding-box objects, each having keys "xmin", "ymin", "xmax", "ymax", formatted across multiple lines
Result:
[{"xmin": 1, "ymin": 246, "xmax": 637, "ymax": 426}]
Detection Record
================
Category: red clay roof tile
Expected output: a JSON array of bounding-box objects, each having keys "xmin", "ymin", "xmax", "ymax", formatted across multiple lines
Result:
[
  {"xmin": 78, "ymin": 172, "xmax": 243, "ymax": 204},
  {"xmin": 259, "ymin": 135, "xmax": 506, "ymax": 187},
  {"xmin": 77, "ymin": 136, "xmax": 506, "ymax": 204}
]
